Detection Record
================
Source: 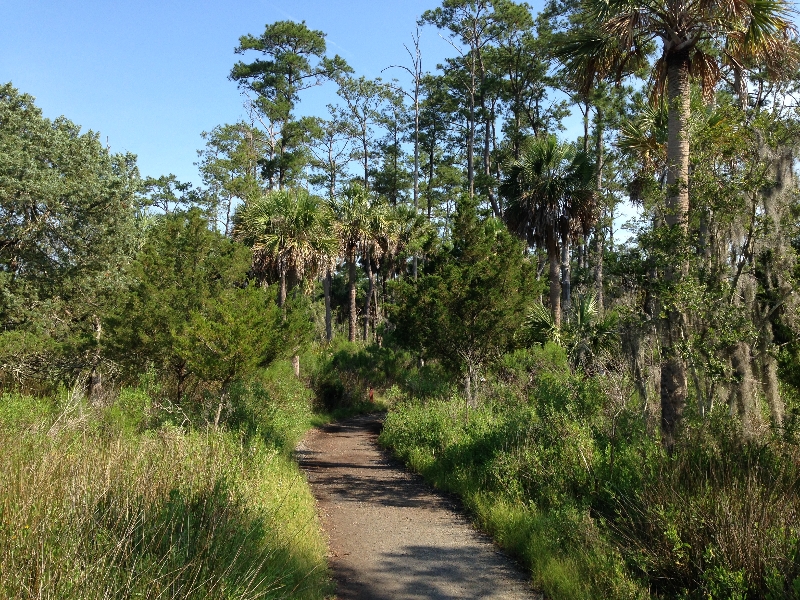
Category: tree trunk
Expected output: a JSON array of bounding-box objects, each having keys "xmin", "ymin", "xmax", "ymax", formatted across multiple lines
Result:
[
  {"xmin": 660, "ymin": 49, "xmax": 692, "ymax": 447},
  {"xmin": 660, "ymin": 312, "xmax": 687, "ymax": 451},
  {"xmin": 594, "ymin": 107, "xmax": 605, "ymax": 316},
  {"xmin": 176, "ymin": 362, "xmax": 188, "ymax": 404},
  {"xmin": 561, "ymin": 238, "xmax": 571, "ymax": 316},
  {"xmin": 730, "ymin": 340, "xmax": 761, "ymax": 437},
  {"xmin": 348, "ymin": 252, "xmax": 358, "ymax": 342},
  {"xmin": 324, "ymin": 269, "xmax": 333, "ymax": 342},
  {"xmin": 89, "ymin": 314, "xmax": 103, "ymax": 404},
  {"xmin": 484, "ymin": 105, "xmax": 499, "ymax": 217},
  {"xmin": 762, "ymin": 348, "xmax": 784, "ymax": 429},
  {"xmin": 666, "ymin": 49, "xmax": 691, "ymax": 231},
  {"xmin": 278, "ymin": 262, "xmax": 287, "ymax": 309},
  {"xmin": 363, "ymin": 137, "xmax": 369, "ymax": 191},
  {"xmin": 413, "ymin": 82, "xmax": 420, "ymax": 280},
  {"xmin": 549, "ymin": 247, "xmax": 562, "ymax": 328},
  {"xmin": 363, "ymin": 256, "xmax": 375, "ymax": 342},
  {"xmin": 467, "ymin": 63, "xmax": 476, "ymax": 200},
  {"xmin": 292, "ymin": 354, "xmax": 300, "ymax": 378},
  {"xmin": 464, "ymin": 369, "xmax": 472, "ymax": 422}
]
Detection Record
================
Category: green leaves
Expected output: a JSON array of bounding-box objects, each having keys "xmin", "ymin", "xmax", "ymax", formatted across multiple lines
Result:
[
  {"xmin": 501, "ymin": 134, "xmax": 596, "ymax": 251},
  {"xmin": 110, "ymin": 209, "xmax": 254, "ymax": 385},
  {"xmin": 231, "ymin": 21, "xmax": 330, "ymax": 122},
  {"xmin": 176, "ymin": 284, "xmax": 282, "ymax": 389},
  {"xmin": 0, "ymin": 83, "xmax": 138, "ymax": 385},
  {"xmin": 522, "ymin": 293, "xmax": 619, "ymax": 372},
  {"xmin": 233, "ymin": 188, "xmax": 338, "ymax": 289}
]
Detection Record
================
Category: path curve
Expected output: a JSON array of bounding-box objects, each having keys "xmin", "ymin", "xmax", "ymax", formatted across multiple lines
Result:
[{"xmin": 296, "ymin": 413, "xmax": 539, "ymax": 600}]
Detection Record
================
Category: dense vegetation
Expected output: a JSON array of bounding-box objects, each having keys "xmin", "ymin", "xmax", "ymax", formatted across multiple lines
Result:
[{"xmin": 2, "ymin": 0, "xmax": 800, "ymax": 597}]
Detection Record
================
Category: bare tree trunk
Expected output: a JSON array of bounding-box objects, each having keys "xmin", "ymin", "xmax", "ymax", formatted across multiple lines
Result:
[
  {"xmin": 363, "ymin": 256, "xmax": 375, "ymax": 342},
  {"xmin": 758, "ymin": 305, "xmax": 784, "ymax": 429},
  {"xmin": 549, "ymin": 248, "xmax": 562, "ymax": 328},
  {"xmin": 324, "ymin": 269, "xmax": 333, "ymax": 342},
  {"xmin": 464, "ymin": 369, "xmax": 472, "ymax": 422},
  {"xmin": 660, "ymin": 314, "xmax": 687, "ymax": 451},
  {"xmin": 660, "ymin": 49, "xmax": 692, "ymax": 448},
  {"xmin": 467, "ymin": 63, "xmax": 476, "ymax": 201},
  {"xmin": 762, "ymin": 349, "xmax": 784, "ymax": 429},
  {"xmin": 292, "ymin": 354, "xmax": 301, "ymax": 378},
  {"xmin": 373, "ymin": 275, "xmax": 381, "ymax": 342},
  {"xmin": 89, "ymin": 314, "xmax": 103, "ymax": 404},
  {"xmin": 484, "ymin": 107, "xmax": 499, "ymax": 217},
  {"xmin": 278, "ymin": 262, "xmax": 287, "ymax": 309},
  {"xmin": 348, "ymin": 253, "xmax": 358, "ymax": 342},
  {"xmin": 665, "ymin": 50, "xmax": 691, "ymax": 229},
  {"xmin": 561, "ymin": 238, "xmax": 572, "ymax": 316},
  {"xmin": 594, "ymin": 107, "xmax": 605, "ymax": 316},
  {"xmin": 730, "ymin": 340, "xmax": 761, "ymax": 437}
]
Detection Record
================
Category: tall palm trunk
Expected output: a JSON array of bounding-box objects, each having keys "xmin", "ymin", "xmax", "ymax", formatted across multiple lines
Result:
[
  {"xmin": 660, "ymin": 49, "xmax": 691, "ymax": 449},
  {"xmin": 549, "ymin": 245, "xmax": 562, "ymax": 328},
  {"xmin": 348, "ymin": 249, "xmax": 358, "ymax": 342},
  {"xmin": 363, "ymin": 255, "xmax": 375, "ymax": 342},
  {"xmin": 324, "ymin": 269, "xmax": 333, "ymax": 342},
  {"xmin": 665, "ymin": 49, "xmax": 691, "ymax": 231},
  {"xmin": 594, "ymin": 108, "xmax": 605, "ymax": 316}
]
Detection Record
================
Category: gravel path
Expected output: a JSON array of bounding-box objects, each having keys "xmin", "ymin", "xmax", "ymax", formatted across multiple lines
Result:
[{"xmin": 296, "ymin": 413, "xmax": 539, "ymax": 600}]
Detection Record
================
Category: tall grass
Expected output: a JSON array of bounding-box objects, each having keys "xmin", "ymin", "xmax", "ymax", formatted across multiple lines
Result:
[
  {"xmin": 379, "ymin": 344, "xmax": 800, "ymax": 599},
  {"xmin": 0, "ymin": 362, "xmax": 331, "ymax": 600},
  {"xmin": 380, "ymin": 396, "xmax": 646, "ymax": 600}
]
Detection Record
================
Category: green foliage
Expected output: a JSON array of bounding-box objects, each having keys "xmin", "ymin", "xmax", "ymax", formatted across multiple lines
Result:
[
  {"xmin": 0, "ymin": 376, "xmax": 331, "ymax": 600},
  {"xmin": 380, "ymin": 363, "xmax": 646, "ymax": 599},
  {"xmin": 233, "ymin": 188, "xmax": 338, "ymax": 290},
  {"xmin": 501, "ymin": 134, "xmax": 596, "ymax": 249},
  {"xmin": 311, "ymin": 339, "xmax": 413, "ymax": 411},
  {"xmin": 110, "ymin": 209, "xmax": 283, "ymax": 400},
  {"xmin": 390, "ymin": 197, "xmax": 539, "ymax": 381},
  {"xmin": 230, "ymin": 21, "xmax": 350, "ymax": 188},
  {"xmin": 522, "ymin": 292, "xmax": 619, "ymax": 372},
  {"xmin": 197, "ymin": 122, "xmax": 268, "ymax": 232},
  {"xmin": 379, "ymin": 342, "xmax": 800, "ymax": 598},
  {"xmin": 177, "ymin": 283, "xmax": 283, "ymax": 390},
  {"xmin": 0, "ymin": 83, "xmax": 138, "ymax": 387}
]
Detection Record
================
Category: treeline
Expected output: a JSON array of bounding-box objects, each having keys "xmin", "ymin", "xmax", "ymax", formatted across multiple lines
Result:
[
  {"xmin": 4, "ymin": 1, "xmax": 800, "ymax": 441},
  {"xmin": 3, "ymin": 0, "xmax": 800, "ymax": 596}
]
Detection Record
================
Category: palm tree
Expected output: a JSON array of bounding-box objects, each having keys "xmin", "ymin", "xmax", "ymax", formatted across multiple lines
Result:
[
  {"xmin": 523, "ymin": 292, "xmax": 618, "ymax": 372},
  {"xmin": 330, "ymin": 183, "xmax": 389, "ymax": 342},
  {"xmin": 560, "ymin": 0, "xmax": 796, "ymax": 232},
  {"xmin": 558, "ymin": 0, "xmax": 797, "ymax": 446},
  {"xmin": 233, "ymin": 189, "xmax": 337, "ymax": 308},
  {"xmin": 500, "ymin": 135, "xmax": 596, "ymax": 328}
]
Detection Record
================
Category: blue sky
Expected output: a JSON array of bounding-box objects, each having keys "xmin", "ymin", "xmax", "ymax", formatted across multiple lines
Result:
[
  {"xmin": 2, "ymin": 0, "xmax": 538, "ymax": 186},
  {"xmin": 1, "ymin": 1, "xmax": 649, "ymax": 240}
]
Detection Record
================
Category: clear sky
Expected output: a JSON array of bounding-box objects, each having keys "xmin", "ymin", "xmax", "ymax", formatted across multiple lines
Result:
[{"xmin": 1, "ymin": 0, "xmax": 526, "ymax": 186}]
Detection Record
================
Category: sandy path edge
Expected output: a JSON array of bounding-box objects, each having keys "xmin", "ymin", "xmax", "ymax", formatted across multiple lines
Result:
[{"xmin": 296, "ymin": 413, "xmax": 541, "ymax": 600}]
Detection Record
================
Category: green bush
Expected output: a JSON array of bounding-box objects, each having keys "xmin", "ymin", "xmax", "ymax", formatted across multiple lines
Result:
[{"xmin": 380, "ymin": 343, "xmax": 800, "ymax": 599}]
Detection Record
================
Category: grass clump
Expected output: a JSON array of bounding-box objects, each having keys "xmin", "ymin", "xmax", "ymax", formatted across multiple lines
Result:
[
  {"xmin": 0, "ymin": 361, "xmax": 331, "ymax": 600},
  {"xmin": 380, "ymin": 393, "xmax": 645, "ymax": 600}
]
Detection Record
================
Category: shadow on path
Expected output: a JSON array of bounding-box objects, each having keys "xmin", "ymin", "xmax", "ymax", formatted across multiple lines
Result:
[{"xmin": 298, "ymin": 414, "xmax": 539, "ymax": 600}]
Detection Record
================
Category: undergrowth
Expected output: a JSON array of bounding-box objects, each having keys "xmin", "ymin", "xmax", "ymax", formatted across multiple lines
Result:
[
  {"xmin": 378, "ymin": 343, "xmax": 800, "ymax": 599},
  {"xmin": 0, "ymin": 359, "xmax": 332, "ymax": 600}
]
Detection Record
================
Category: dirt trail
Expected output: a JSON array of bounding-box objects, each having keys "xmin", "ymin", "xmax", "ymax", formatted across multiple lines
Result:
[{"xmin": 296, "ymin": 414, "xmax": 539, "ymax": 600}]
